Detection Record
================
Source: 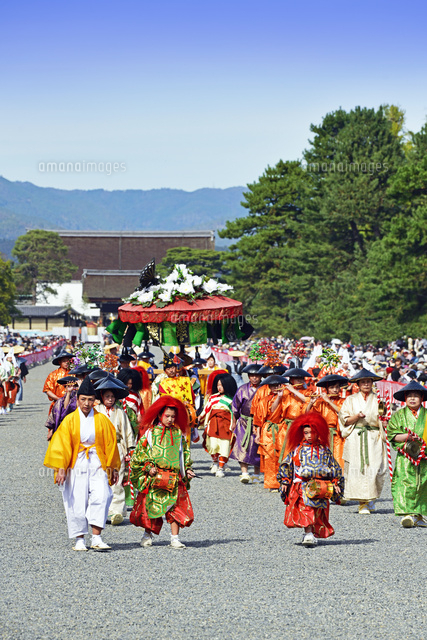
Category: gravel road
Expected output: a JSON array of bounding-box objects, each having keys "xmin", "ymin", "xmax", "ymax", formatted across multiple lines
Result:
[{"xmin": 1, "ymin": 362, "xmax": 426, "ymax": 640}]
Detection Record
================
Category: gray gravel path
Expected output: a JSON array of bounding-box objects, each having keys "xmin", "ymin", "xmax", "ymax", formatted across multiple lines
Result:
[{"xmin": 1, "ymin": 362, "xmax": 426, "ymax": 640}]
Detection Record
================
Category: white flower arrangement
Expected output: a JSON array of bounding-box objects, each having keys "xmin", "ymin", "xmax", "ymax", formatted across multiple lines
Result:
[{"xmin": 123, "ymin": 264, "xmax": 233, "ymax": 308}]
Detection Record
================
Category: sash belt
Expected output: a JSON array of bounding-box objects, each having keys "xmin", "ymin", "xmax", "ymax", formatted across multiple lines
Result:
[
  {"xmin": 356, "ymin": 425, "xmax": 379, "ymax": 473},
  {"xmin": 241, "ymin": 416, "xmax": 253, "ymax": 451},
  {"xmin": 266, "ymin": 421, "xmax": 279, "ymax": 444},
  {"xmin": 78, "ymin": 443, "xmax": 96, "ymax": 459}
]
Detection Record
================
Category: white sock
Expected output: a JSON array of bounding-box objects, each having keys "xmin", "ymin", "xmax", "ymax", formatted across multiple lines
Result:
[
  {"xmin": 170, "ymin": 534, "xmax": 179, "ymax": 541},
  {"xmin": 92, "ymin": 534, "xmax": 102, "ymax": 544}
]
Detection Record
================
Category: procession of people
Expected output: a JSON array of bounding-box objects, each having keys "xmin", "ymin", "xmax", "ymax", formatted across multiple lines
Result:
[{"xmin": 2, "ymin": 327, "xmax": 427, "ymax": 552}]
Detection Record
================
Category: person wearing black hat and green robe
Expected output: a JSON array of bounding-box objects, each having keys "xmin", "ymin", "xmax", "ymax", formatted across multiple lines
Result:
[
  {"xmin": 387, "ymin": 381, "xmax": 427, "ymax": 528},
  {"xmin": 43, "ymin": 377, "xmax": 121, "ymax": 551},
  {"xmin": 338, "ymin": 369, "xmax": 387, "ymax": 514}
]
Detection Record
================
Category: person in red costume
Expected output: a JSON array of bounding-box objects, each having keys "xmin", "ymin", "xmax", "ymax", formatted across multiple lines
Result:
[{"xmin": 277, "ymin": 412, "xmax": 344, "ymax": 547}]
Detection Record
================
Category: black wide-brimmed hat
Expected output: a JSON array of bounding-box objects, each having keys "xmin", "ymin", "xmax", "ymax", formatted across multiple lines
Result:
[
  {"xmin": 191, "ymin": 357, "xmax": 207, "ymax": 366},
  {"xmin": 69, "ymin": 363, "xmax": 95, "ymax": 376},
  {"xmin": 260, "ymin": 375, "xmax": 289, "ymax": 386},
  {"xmin": 350, "ymin": 368, "xmax": 382, "ymax": 382},
  {"xmin": 242, "ymin": 363, "xmax": 262, "ymax": 374},
  {"xmin": 57, "ymin": 376, "xmax": 78, "ymax": 386},
  {"xmin": 92, "ymin": 372, "xmax": 127, "ymax": 389},
  {"xmin": 95, "ymin": 376, "xmax": 129, "ymax": 400},
  {"xmin": 393, "ymin": 380, "xmax": 427, "ymax": 402},
  {"xmin": 52, "ymin": 349, "xmax": 74, "ymax": 365},
  {"xmin": 285, "ymin": 367, "xmax": 312, "ymax": 378},
  {"xmin": 316, "ymin": 374, "xmax": 349, "ymax": 388},
  {"xmin": 257, "ymin": 365, "xmax": 276, "ymax": 376},
  {"xmin": 88, "ymin": 369, "xmax": 109, "ymax": 383},
  {"xmin": 273, "ymin": 365, "xmax": 288, "ymax": 375},
  {"xmin": 137, "ymin": 348, "xmax": 155, "ymax": 360}
]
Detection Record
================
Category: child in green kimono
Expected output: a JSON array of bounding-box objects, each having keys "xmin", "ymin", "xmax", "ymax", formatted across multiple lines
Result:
[{"xmin": 130, "ymin": 395, "xmax": 195, "ymax": 548}]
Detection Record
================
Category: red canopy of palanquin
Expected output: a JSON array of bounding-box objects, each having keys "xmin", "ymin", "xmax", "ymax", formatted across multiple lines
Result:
[{"xmin": 118, "ymin": 295, "xmax": 243, "ymax": 324}]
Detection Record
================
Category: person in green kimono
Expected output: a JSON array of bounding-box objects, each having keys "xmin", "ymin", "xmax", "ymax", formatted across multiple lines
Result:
[
  {"xmin": 387, "ymin": 381, "xmax": 427, "ymax": 528},
  {"xmin": 130, "ymin": 395, "xmax": 195, "ymax": 549}
]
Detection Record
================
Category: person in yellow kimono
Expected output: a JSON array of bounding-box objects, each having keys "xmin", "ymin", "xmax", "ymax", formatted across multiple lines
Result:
[
  {"xmin": 44, "ymin": 377, "xmax": 121, "ymax": 552},
  {"xmin": 152, "ymin": 352, "xmax": 196, "ymax": 444}
]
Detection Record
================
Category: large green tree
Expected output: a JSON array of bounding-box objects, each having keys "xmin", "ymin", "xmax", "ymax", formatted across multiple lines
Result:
[
  {"xmin": 12, "ymin": 230, "xmax": 77, "ymax": 304},
  {"xmin": 0, "ymin": 256, "xmax": 16, "ymax": 325},
  {"xmin": 158, "ymin": 247, "xmax": 229, "ymax": 279},
  {"xmin": 220, "ymin": 106, "xmax": 409, "ymax": 340},
  {"xmin": 219, "ymin": 160, "xmax": 312, "ymax": 334}
]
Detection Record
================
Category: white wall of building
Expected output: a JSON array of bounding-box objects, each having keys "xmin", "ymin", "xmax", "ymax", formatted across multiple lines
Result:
[{"xmin": 39, "ymin": 281, "xmax": 100, "ymax": 318}]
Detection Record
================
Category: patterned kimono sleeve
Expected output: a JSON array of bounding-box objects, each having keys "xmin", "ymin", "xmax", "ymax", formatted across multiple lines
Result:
[
  {"xmin": 130, "ymin": 438, "xmax": 155, "ymax": 492},
  {"xmin": 277, "ymin": 452, "xmax": 294, "ymax": 503}
]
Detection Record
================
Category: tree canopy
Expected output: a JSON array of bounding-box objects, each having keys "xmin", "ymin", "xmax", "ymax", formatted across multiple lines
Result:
[
  {"xmin": 158, "ymin": 247, "xmax": 229, "ymax": 280},
  {"xmin": 12, "ymin": 230, "xmax": 77, "ymax": 304},
  {"xmin": 0, "ymin": 256, "xmax": 16, "ymax": 325},
  {"xmin": 218, "ymin": 105, "xmax": 427, "ymax": 342}
]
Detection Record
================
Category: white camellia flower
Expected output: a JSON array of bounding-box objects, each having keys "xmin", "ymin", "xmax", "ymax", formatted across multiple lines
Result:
[
  {"xmin": 166, "ymin": 269, "xmax": 178, "ymax": 283},
  {"xmin": 192, "ymin": 275, "xmax": 202, "ymax": 287},
  {"xmin": 138, "ymin": 291, "xmax": 154, "ymax": 304},
  {"xmin": 178, "ymin": 280, "xmax": 195, "ymax": 295},
  {"xmin": 217, "ymin": 283, "xmax": 233, "ymax": 293},
  {"xmin": 159, "ymin": 291, "xmax": 172, "ymax": 302},
  {"xmin": 203, "ymin": 278, "xmax": 218, "ymax": 294},
  {"xmin": 177, "ymin": 263, "xmax": 189, "ymax": 275}
]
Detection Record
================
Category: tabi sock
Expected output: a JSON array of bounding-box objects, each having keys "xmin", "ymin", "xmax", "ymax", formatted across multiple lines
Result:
[{"xmin": 91, "ymin": 534, "xmax": 103, "ymax": 544}]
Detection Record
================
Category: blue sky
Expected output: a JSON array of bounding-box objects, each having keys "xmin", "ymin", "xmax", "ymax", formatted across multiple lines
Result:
[{"xmin": 1, "ymin": 0, "xmax": 427, "ymax": 191}]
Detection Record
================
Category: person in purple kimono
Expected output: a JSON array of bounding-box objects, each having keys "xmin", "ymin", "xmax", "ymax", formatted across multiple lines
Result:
[
  {"xmin": 45, "ymin": 364, "xmax": 94, "ymax": 440},
  {"xmin": 229, "ymin": 363, "xmax": 263, "ymax": 484}
]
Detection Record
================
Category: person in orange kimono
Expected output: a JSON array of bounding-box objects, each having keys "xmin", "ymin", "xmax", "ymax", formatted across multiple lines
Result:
[
  {"xmin": 253, "ymin": 375, "xmax": 290, "ymax": 491},
  {"xmin": 274, "ymin": 370, "xmax": 311, "ymax": 472},
  {"xmin": 304, "ymin": 374, "xmax": 348, "ymax": 468},
  {"xmin": 43, "ymin": 348, "xmax": 74, "ymax": 412},
  {"xmin": 285, "ymin": 368, "xmax": 314, "ymax": 399},
  {"xmin": 133, "ymin": 366, "xmax": 152, "ymax": 412}
]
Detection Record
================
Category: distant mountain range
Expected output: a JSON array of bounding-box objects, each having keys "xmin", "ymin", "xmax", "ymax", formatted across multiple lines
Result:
[{"xmin": 0, "ymin": 176, "xmax": 247, "ymax": 258}]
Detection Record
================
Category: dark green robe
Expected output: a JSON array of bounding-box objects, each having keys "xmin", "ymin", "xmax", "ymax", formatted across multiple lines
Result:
[{"xmin": 387, "ymin": 406, "xmax": 427, "ymax": 516}]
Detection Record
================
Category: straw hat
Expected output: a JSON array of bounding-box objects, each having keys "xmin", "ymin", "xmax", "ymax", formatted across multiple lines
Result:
[
  {"xmin": 13, "ymin": 345, "xmax": 25, "ymax": 355},
  {"xmin": 104, "ymin": 343, "xmax": 118, "ymax": 352}
]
